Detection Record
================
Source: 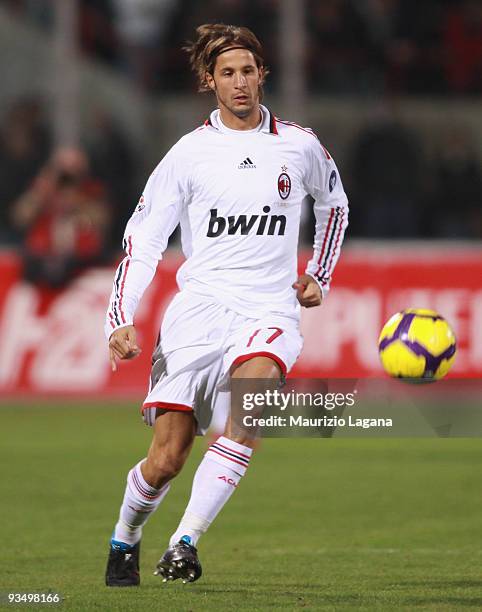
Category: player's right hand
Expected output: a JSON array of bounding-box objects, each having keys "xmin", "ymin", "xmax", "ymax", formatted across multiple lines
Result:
[{"xmin": 108, "ymin": 325, "xmax": 141, "ymax": 372}]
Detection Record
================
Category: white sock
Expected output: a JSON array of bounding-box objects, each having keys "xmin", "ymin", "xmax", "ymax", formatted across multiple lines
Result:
[
  {"xmin": 113, "ymin": 459, "xmax": 170, "ymax": 546},
  {"xmin": 170, "ymin": 436, "xmax": 252, "ymax": 546}
]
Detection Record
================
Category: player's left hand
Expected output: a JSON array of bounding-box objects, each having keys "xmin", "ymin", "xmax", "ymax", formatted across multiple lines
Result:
[{"xmin": 292, "ymin": 274, "xmax": 322, "ymax": 308}]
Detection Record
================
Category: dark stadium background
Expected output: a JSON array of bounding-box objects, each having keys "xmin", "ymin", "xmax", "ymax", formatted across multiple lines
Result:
[{"xmin": 0, "ymin": 2, "xmax": 481, "ymax": 610}]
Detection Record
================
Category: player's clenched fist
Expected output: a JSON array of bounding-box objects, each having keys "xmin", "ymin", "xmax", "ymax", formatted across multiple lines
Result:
[
  {"xmin": 109, "ymin": 325, "xmax": 141, "ymax": 371},
  {"xmin": 292, "ymin": 274, "xmax": 322, "ymax": 308}
]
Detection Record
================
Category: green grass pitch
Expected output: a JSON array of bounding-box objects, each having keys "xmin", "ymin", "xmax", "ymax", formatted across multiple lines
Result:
[{"xmin": 1, "ymin": 403, "xmax": 481, "ymax": 611}]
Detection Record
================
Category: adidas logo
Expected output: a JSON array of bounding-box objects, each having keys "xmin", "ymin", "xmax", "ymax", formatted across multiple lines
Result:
[{"xmin": 238, "ymin": 157, "xmax": 256, "ymax": 169}]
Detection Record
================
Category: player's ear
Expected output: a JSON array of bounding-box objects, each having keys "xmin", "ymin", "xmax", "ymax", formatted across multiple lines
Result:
[{"xmin": 205, "ymin": 72, "xmax": 216, "ymax": 92}]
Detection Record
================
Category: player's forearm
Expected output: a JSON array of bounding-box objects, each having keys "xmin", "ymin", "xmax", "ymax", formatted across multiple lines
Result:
[
  {"xmin": 305, "ymin": 202, "xmax": 348, "ymax": 297},
  {"xmin": 105, "ymin": 257, "xmax": 157, "ymax": 339}
]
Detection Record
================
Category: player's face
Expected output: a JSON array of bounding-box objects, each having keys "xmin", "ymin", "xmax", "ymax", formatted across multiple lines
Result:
[{"xmin": 207, "ymin": 49, "xmax": 263, "ymax": 121}]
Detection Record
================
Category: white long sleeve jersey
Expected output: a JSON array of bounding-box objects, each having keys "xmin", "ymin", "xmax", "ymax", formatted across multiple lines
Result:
[{"xmin": 105, "ymin": 105, "xmax": 349, "ymax": 338}]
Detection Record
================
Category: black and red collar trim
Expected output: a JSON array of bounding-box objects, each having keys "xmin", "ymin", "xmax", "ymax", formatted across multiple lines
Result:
[
  {"xmin": 268, "ymin": 111, "xmax": 278, "ymax": 135},
  {"xmin": 203, "ymin": 108, "xmax": 278, "ymax": 134}
]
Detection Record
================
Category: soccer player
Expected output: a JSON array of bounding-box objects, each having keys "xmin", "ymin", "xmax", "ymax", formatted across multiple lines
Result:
[{"xmin": 105, "ymin": 23, "xmax": 348, "ymax": 586}]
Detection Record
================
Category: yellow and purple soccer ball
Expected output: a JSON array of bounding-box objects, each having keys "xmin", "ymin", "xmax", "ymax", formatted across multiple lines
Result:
[{"xmin": 378, "ymin": 309, "xmax": 457, "ymax": 381}]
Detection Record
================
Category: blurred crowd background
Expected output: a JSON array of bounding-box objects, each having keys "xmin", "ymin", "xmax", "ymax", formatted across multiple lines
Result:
[
  {"xmin": 0, "ymin": 0, "xmax": 480, "ymax": 288},
  {"xmin": 4, "ymin": 0, "xmax": 482, "ymax": 95}
]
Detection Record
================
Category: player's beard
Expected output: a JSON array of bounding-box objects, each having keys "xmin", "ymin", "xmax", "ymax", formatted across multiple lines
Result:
[
  {"xmin": 230, "ymin": 105, "xmax": 252, "ymax": 119},
  {"xmin": 216, "ymin": 89, "xmax": 258, "ymax": 120}
]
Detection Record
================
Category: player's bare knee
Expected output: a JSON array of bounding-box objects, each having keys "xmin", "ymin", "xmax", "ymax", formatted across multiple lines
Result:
[{"xmin": 231, "ymin": 356, "xmax": 281, "ymax": 379}]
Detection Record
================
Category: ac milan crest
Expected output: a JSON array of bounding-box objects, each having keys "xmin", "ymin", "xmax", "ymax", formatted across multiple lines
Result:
[{"xmin": 278, "ymin": 171, "xmax": 291, "ymax": 200}]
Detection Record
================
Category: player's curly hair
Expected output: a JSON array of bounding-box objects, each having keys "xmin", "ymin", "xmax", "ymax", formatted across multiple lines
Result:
[{"xmin": 184, "ymin": 24, "xmax": 269, "ymax": 100}]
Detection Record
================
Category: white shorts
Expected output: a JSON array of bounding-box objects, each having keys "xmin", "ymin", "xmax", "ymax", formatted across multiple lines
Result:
[{"xmin": 142, "ymin": 290, "xmax": 303, "ymax": 433}]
